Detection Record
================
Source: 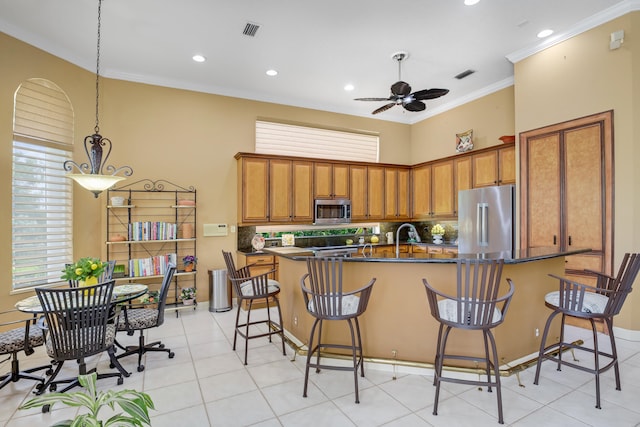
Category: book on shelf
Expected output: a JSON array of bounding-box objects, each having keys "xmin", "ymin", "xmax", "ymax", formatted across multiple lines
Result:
[
  {"xmin": 127, "ymin": 221, "xmax": 177, "ymax": 241},
  {"xmin": 128, "ymin": 253, "xmax": 177, "ymax": 277}
]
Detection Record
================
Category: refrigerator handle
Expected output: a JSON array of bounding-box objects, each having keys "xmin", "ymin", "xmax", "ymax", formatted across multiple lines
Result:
[{"xmin": 477, "ymin": 203, "xmax": 489, "ymax": 247}]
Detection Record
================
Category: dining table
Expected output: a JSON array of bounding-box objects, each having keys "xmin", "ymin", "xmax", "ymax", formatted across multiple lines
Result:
[{"xmin": 15, "ymin": 283, "xmax": 148, "ymax": 313}]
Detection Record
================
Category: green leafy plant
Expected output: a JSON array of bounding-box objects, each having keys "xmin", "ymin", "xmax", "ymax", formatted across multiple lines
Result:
[
  {"xmin": 180, "ymin": 287, "xmax": 196, "ymax": 300},
  {"xmin": 19, "ymin": 372, "xmax": 154, "ymax": 426},
  {"xmin": 61, "ymin": 257, "xmax": 106, "ymax": 282}
]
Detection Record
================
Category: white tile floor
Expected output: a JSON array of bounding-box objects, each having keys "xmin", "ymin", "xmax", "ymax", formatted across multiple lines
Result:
[{"xmin": 2, "ymin": 305, "xmax": 640, "ymax": 426}]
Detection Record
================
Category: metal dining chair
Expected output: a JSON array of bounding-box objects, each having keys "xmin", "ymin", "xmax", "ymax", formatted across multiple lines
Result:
[
  {"xmin": 115, "ymin": 264, "xmax": 177, "ymax": 372},
  {"xmin": 0, "ymin": 310, "xmax": 51, "ymax": 392},
  {"xmin": 423, "ymin": 259, "xmax": 514, "ymax": 424},
  {"xmin": 35, "ymin": 280, "xmax": 124, "ymax": 397}
]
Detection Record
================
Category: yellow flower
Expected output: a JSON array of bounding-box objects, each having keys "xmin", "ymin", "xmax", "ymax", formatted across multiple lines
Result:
[
  {"xmin": 75, "ymin": 267, "xmax": 83, "ymax": 276},
  {"xmin": 91, "ymin": 263, "xmax": 98, "ymax": 271}
]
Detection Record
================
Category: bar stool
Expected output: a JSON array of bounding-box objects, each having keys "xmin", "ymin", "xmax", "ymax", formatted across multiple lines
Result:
[
  {"xmin": 300, "ymin": 257, "xmax": 375, "ymax": 403},
  {"xmin": 222, "ymin": 251, "xmax": 286, "ymax": 365},
  {"xmin": 423, "ymin": 259, "xmax": 514, "ymax": 424},
  {"xmin": 534, "ymin": 253, "xmax": 640, "ymax": 409}
]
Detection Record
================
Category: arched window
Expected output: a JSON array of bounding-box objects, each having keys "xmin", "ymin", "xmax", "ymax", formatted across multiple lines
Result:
[{"xmin": 12, "ymin": 78, "xmax": 74, "ymax": 290}]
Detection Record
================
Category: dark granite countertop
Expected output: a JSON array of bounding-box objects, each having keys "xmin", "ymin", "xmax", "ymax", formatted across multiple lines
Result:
[
  {"xmin": 264, "ymin": 246, "xmax": 591, "ymax": 264},
  {"xmin": 238, "ymin": 241, "xmax": 457, "ymax": 255}
]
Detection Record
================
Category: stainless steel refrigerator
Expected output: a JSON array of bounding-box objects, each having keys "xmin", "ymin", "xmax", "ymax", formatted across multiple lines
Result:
[{"xmin": 458, "ymin": 185, "xmax": 515, "ymax": 254}]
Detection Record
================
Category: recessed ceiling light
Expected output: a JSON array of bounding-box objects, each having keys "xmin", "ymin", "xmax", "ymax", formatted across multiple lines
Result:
[
  {"xmin": 344, "ymin": 84, "xmax": 354, "ymax": 91},
  {"xmin": 192, "ymin": 54, "xmax": 206, "ymax": 63},
  {"xmin": 464, "ymin": 0, "xmax": 480, "ymax": 5},
  {"xmin": 266, "ymin": 69, "xmax": 278, "ymax": 76},
  {"xmin": 537, "ymin": 29, "xmax": 554, "ymax": 38}
]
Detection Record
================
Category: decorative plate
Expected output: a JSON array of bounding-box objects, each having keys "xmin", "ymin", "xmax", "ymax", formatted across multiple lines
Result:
[{"xmin": 251, "ymin": 234, "xmax": 265, "ymax": 251}]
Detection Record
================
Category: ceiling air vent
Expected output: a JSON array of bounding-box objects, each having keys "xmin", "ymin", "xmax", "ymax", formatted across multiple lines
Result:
[
  {"xmin": 455, "ymin": 69, "xmax": 475, "ymax": 80},
  {"xmin": 243, "ymin": 22, "xmax": 260, "ymax": 37}
]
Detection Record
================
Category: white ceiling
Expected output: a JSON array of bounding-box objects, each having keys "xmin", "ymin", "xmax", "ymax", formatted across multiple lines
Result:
[{"xmin": 0, "ymin": 0, "xmax": 633, "ymax": 124}]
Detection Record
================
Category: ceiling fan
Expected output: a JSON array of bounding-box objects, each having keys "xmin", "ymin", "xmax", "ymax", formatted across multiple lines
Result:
[{"xmin": 355, "ymin": 52, "xmax": 449, "ymax": 115}]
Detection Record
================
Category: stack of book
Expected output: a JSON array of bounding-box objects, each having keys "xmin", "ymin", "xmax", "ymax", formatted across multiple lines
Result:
[
  {"xmin": 128, "ymin": 221, "xmax": 177, "ymax": 241},
  {"xmin": 128, "ymin": 253, "xmax": 177, "ymax": 277}
]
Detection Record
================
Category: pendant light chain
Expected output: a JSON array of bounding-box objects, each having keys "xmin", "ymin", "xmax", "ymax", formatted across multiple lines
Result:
[{"xmin": 94, "ymin": 0, "xmax": 102, "ymax": 134}]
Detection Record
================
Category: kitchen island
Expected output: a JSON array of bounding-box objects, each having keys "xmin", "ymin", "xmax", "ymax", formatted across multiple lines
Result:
[{"xmin": 267, "ymin": 246, "xmax": 590, "ymax": 370}]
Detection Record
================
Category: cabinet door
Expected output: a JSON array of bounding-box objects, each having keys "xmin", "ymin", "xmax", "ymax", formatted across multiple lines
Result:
[
  {"xmin": 498, "ymin": 145, "xmax": 516, "ymax": 185},
  {"xmin": 454, "ymin": 156, "xmax": 472, "ymax": 215},
  {"xmin": 313, "ymin": 162, "xmax": 333, "ymax": 199},
  {"xmin": 397, "ymin": 168, "xmax": 410, "ymax": 219},
  {"xmin": 411, "ymin": 164, "xmax": 432, "ymax": 218},
  {"xmin": 472, "ymin": 150, "xmax": 499, "ymax": 188},
  {"xmin": 314, "ymin": 162, "xmax": 349, "ymax": 199},
  {"xmin": 384, "ymin": 168, "xmax": 398, "ymax": 219},
  {"xmin": 332, "ymin": 164, "xmax": 350, "ymax": 199},
  {"xmin": 431, "ymin": 160, "xmax": 454, "ymax": 217},
  {"xmin": 269, "ymin": 159, "xmax": 292, "ymax": 222},
  {"xmin": 350, "ymin": 165, "xmax": 368, "ymax": 220},
  {"xmin": 525, "ymin": 134, "xmax": 561, "ymax": 249},
  {"xmin": 292, "ymin": 161, "xmax": 313, "ymax": 222},
  {"xmin": 367, "ymin": 166, "xmax": 385, "ymax": 220},
  {"xmin": 240, "ymin": 157, "xmax": 269, "ymax": 223}
]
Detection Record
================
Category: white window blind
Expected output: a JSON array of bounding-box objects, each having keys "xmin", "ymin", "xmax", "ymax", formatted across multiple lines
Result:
[
  {"xmin": 12, "ymin": 79, "xmax": 74, "ymax": 290},
  {"xmin": 256, "ymin": 121, "xmax": 379, "ymax": 162}
]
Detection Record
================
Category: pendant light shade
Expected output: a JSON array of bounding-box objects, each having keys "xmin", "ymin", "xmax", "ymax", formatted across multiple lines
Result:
[{"xmin": 63, "ymin": 0, "xmax": 132, "ymax": 197}]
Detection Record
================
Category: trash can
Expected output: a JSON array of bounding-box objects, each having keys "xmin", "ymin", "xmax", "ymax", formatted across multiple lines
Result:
[{"xmin": 208, "ymin": 269, "xmax": 232, "ymax": 312}]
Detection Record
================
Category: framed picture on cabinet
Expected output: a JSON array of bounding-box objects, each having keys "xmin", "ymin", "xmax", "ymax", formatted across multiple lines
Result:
[{"xmin": 456, "ymin": 129, "xmax": 474, "ymax": 153}]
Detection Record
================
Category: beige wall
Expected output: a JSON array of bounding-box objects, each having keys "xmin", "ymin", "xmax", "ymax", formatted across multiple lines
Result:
[
  {"xmin": 0, "ymin": 32, "xmax": 410, "ymax": 310},
  {"xmin": 410, "ymin": 86, "xmax": 515, "ymax": 163},
  {"xmin": 513, "ymin": 13, "xmax": 639, "ymax": 330}
]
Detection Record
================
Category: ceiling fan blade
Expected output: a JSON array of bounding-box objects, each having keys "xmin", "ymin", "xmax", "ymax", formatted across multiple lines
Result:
[
  {"xmin": 354, "ymin": 97, "xmax": 392, "ymax": 102},
  {"xmin": 403, "ymin": 100, "xmax": 426, "ymax": 112},
  {"xmin": 372, "ymin": 103, "xmax": 396, "ymax": 114},
  {"xmin": 412, "ymin": 88, "xmax": 450, "ymax": 101},
  {"xmin": 390, "ymin": 81, "xmax": 411, "ymax": 97}
]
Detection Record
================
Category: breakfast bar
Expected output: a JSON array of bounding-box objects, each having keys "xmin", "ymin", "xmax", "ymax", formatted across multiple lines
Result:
[{"xmin": 269, "ymin": 247, "xmax": 590, "ymax": 368}]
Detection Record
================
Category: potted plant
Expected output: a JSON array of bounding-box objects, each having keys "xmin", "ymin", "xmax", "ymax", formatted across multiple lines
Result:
[
  {"xmin": 431, "ymin": 224, "xmax": 445, "ymax": 244},
  {"xmin": 139, "ymin": 290, "xmax": 160, "ymax": 306},
  {"xmin": 19, "ymin": 372, "xmax": 154, "ymax": 426},
  {"xmin": 182, "ymin": 255, "xmax": 197, "ymax": 272},
  {"xmin": 61, "ymin": 257, "xmax": 106, "ymax": 286},
  {"xmin": 180, "ymin": 287, "xmax": 196, "ymax": 305}
]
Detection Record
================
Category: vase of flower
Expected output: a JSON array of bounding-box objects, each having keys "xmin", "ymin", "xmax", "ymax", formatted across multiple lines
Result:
[
  {"xmin": 182, "ymin": 255, "xmax": 197, "ymax": 272},
  {"xmin": 79, "ymin": 276, "xmax": 99, "ymax": 288},
  {"xmin": 181, "ymin": 287, "xmax": 196, "ymax": 305}
]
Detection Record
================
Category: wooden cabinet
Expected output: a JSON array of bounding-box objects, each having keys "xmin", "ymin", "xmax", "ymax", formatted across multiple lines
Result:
[
  {"xmin": 431, "ymin": 160, "xmax": 455, "ymax": 217},
  {"xmin": 411, "ymin": 164, "xmax": 432, "ymax": 218},
  {"xmin": 384, "ymin": 167, "xmax": 410, "ymax": 220},
  {"xmin": 472, "ymin": 144, "xmax": 515, "ymax": 188},
  {"xmin": 349, "ymin": 165, "xmax": 368, "ymax": 220},
  {"xmin": 366, "ymin": 166, "xmax": 385, "ymax": 220},
  {"xmin": 238, "ymin": 156, "xmax": 269, "ymax": 223},
  {"xmin": 412, "ymin": 160, "xmax": 454, "ymax": 218},
  {"xmin": 454, "ymin": 156, "xmax": 472, "ymax": 215},
  {"xmin": 520, "ymin": 111, "xmax": 613, "ymax": 280},
  {"xmin": 237, "ymin": 155, "xmax": 312, "ymax": 224},
  {"xmin": 314, "ymin": 162, "xmax": 349, "ymax": 199},
  {"xmin": 269, "ymin": 159, "xmax": 313, "ymax": 223},
  {"xmin": 375, "ymin": 244, "xmax": 407, "ymax": 254}
]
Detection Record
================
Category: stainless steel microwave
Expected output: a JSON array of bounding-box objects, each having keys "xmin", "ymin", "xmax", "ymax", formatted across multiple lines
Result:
[{"xmin": 314, "ymin": 199, "xmax": 351, "ymax": 225}]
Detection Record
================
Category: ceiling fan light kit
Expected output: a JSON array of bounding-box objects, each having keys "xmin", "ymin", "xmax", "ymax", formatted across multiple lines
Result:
[{"xmin": 354, "ymin": 51, "xmax": 449, "ymax": 115}]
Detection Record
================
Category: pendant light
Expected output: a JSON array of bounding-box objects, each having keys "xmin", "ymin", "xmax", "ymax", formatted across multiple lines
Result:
[{"xmin": 63, "ymin": 0, "xmax": 133, "ymax": 198}]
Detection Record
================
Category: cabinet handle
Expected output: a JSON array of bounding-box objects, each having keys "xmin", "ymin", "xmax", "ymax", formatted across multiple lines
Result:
[
  {"xmin": 568, "ymin": 236, "xmax": 572, "ymax": 246},
  {"xmin": 553, "ymin": 235, "xmax": 556, "ymax": 245}
]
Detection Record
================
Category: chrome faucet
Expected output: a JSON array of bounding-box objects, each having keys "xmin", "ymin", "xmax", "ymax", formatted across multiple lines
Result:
[
  {"xmin": 396, "ymin": 223, "xmax": 421, "ymax": 257},
  {"xmin": 361, "ymin": 243, "xmax": 373, "ymax": 258}
]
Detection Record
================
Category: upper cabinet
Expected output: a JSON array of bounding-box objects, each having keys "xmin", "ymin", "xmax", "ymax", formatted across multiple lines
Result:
[
  {"xmin": 314, "ymin": 162, "xmax": 349, "ymax": 199},
  {"xmin": 472, "ymin": 144, "xmax": 515, "ymax": 187},
  {"xmin": 384, "ymin": 167, "xmax": 411, "ymax": 220},
  {"xmin": 236, "ymin": 142, "xmax": 515, "ymax": 224}
]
